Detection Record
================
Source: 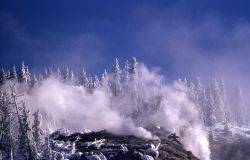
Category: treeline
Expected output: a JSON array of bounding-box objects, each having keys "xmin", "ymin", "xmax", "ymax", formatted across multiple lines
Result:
[{"xmin": 0, "ymin": 57, "xmax": 248, "ymax": 159}]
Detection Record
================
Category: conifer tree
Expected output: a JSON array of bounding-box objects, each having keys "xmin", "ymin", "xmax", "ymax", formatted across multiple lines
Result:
[
  {"xmin": 69, "ymin": 70, "xmax": 74, "ymax": 83},
  {"xmin": 64, "ymin": 67, "xmax": 69, "ymax": 80},
  {"xmin": 0, "ymin": 68, "xmax": 6, "ymax": 84},
  {"xmin": 210, "ymin": 78, "xmax": 225, "ymax": 123},
  {"xmin": 47, "ymin": 67, "xmax": 53, "ymax": 78},
  {"xmin": 100, "ymin": 69, "xmax": 108, "ymax": 87},
  {"xmin": 38, "ymin": 74, "xmax": 44, "ymax": 82},
  {"xmin": 32, "ymin": 110, "xmax": 43, "ymax": 153},
  {"xmin": 25, "ymin": 66, "xmax": 31, "ymax": 86},
  {"xmin": 19, "ymin": 62, "xmax": 27, "ymax": 85},
  {"xmin": 79, "ymin": 68, "xmax": 88, "ymax": 87},
  {"xmin": 31, "ymin": 75, "xmax": 39, "ymax": 88},
  {"xmin": 43, "ymin": 136, "xmax": 53, "ymax": 160},
  {"xmin": 6, "ymin": 70, "xmax": 11, "ymax": 79},
  {"xmin": 18, "ymin": 103, "xmax": 38, "ymax": 160},
  {"xmin": 43, "ymin": 68, "xmax": 48, "ymax": 79},
  {"xmin": 93, "ymin": 75, "xmax": 99, "ymax": 88},
  {"xmin": 56, "ymin": 67, "xmax": 62, "ymax": 79},
  {"xmin": 111, "ymin": 58, "xmax": 121, "ymax": 96},
  {"xmin": 11, "ymin": 66, "xmax": 18, "ymax": 80}
]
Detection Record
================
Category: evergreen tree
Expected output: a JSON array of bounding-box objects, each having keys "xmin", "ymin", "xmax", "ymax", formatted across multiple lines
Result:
[
  {"xmin": 100, "ymin": 69, "xmax": 108, "ymax": 87},
  {"xmin": 69, "ymin": 70, "xmax": 74, "ymax": 83},
  {"xmin": 204, "ymin": 88, "xmax": 216, "ymax": 126},
  {"xmin": 25, "ymin": 66, "xmax": 31, "ymax": 86},
  {"xmin": 31, "ymin": 75, "xmax": 39, "ymax": 88},
  {"xmin": 0, "ymin": 91, "xmax": 16, "ymax": 159},
  {"xmin": 63, "ymin": 67, "xmax": 69, "ymax": 80},
  {"xmin": 111, "ymin": 58, "xmax": 122, "ymax": 96},
  {"xmin": 210, "ymin": 78, "xmax": 225, "ymax": 123},
  {"xmin": 43, "ymin": 136, "xmax": 53, "ymax": 160},
  {"xmin": 18, "ymin": 103, "xmax": 38, "ymax": 160},
  {"xmin": 6, "ymin": 70, "xmax": 11, "ymax": 79},
  {"xmin": 38, "ymin": 74, "xmax": 44, "ymax": 82},
  {"xmin": 93, "ymin": 75, "xmax": 99, "ymax": 88},
  {"xmin": 56, "ymin": 67, "xmax": 62, "ymax": 79},
  {"xmin": 43, "ymin": 68, "xmax": 48, "ymax": 79},
  {"xmin": 32, "ymin": 110, "xmax": 43, "ymax": 153},
  {"xmin": 0, "ymin": 68, "xmax": 6, "ymax": 84},
  {"xmin": 125, "ymin": 57, "xmax": 138, "ymax": 84},
  {"xmin": 11, "ymin": 66, "xmax": 18, "ymax": 80},
  {"xmin": 79, "ymin": 68, "xmax": 88, "ymax": 87},
  {"xmin": 47, "ymin": 67, "xmax": 53, "ymax": 78},
  {"xmin": 18, "ymin": 62, "xmax": 27, "ymax": 85},
  {"xmin": 230, "ymin": 86, "xmax": 245, "ymax": 126}
]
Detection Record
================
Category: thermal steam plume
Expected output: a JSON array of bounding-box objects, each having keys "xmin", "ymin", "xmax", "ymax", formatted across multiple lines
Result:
[{"xmin": 0, "ymin": 59, "xmax": 211, "ymax": 160}]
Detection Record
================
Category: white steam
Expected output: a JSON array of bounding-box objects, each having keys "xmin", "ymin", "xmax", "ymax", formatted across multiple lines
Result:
[{"xmin": 3, "ymin": 64, "xmax": 210, "ymax": 160}]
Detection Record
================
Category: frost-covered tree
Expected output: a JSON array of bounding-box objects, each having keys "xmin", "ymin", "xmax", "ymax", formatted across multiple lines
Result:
[
  {"xmin": 43, "ymin": 68, "xmax": 48, "ymax": 79},
  {"xmin": 43, "ymin": 136, "xmax": 53, "ymax": 160},
  {"xmin": 56, "ymin": 67, "xmax": 62, "ymax": 79},
  {"xmin": 111, "ymin": 58, "xmax": 122, "ymax": 96},
  {"xmin": 0, "ymin": 68, "xmax": 7, "ymax": 84},
  {"xmin": 100, "ymin": 69, "xmax": 108, "ymax": 87},
  {"xmin": 31, "ymin": 75, "xmax": 39, "ymax": 88},
  {"xmin": 18, "ymin": 103, "xmax": 38, "ymax": 160},
  {"xmin": 32, "ymin": 110, "xmax": 43, "ymax": 153},
  {"xmin": 11, "ymin": 66, "xmax": 17, "ymax": 80},
  {"xmin": 25, "ymin": 66, "xmax": 31, "ymax": 86},
  {"xmin": 69, "ymin": 70, "xmax": 74, "ymax": 83},
  {"xmin": 0, "ymin": 91, "xmax": 16, "ymax": 159},
  {"xmin": 19, "ymin": 62, "xmax": 28, "ymax": 85},
  {"xmin": 204, "ymin": 88, "xmax": 217, "ymax": 127},
  {"xmin": 210, "ymin": 78, "xmax": 225, "ymax": 123},
  {"xmin": 38, "ymin": 73, "xmax": 44, "ymax": 82},
  {"xmin": 230, "ymin": 86, "xmax": 245, "ymax": 126},
  {"xmin": 125, "ymin": 57, "xmax": 138, "ymax": 84},
  {"xmin": 47, "ymin": 67, "xmax": 53, "ymax": 78},
  {"xmin": 93, "ymin": 75, "xmax": 99, "ymax": 88},
  {"xmin": 63, "ymin": 67, "xmax": 69, "ymax": 80},
  {"xmin": 6, "ymin": 70, "xmax": 11, "ymax": 79},
  {"xmin": 79, "ymin": 68, "xmax": 88, "ymax": 87}
]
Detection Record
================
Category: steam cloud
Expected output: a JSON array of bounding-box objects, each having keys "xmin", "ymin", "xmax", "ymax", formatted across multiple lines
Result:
[{"xmin": 0, "ymin": 64, "xmax": 211, "ymax": 160}]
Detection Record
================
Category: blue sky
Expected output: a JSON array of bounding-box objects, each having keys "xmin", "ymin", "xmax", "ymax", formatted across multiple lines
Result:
[{"xmin": 1, "ymin": 0, "xmax": 250, "ymax": 86}]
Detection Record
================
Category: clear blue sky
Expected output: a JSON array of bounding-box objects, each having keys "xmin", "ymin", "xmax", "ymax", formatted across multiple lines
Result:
[{"xmin": 1, "ymin": 0, "xmax": 250, "ymax": 84}]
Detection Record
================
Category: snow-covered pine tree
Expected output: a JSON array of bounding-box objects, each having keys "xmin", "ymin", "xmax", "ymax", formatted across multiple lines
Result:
[
  {"xmin": 230, "ymin": 86, "xmax": 245, "ymax": 126},
  {"xmin": 93, "ymin": 75, "xmax": 99, "ymax": 88},
  {"xmin": 43, "ymin": 136, "xmax": 53, "ymax": 160},
  {"xmin": 210, "ymin": 78, "xmax": 226, "ymax": 124},
  {"xmin": 0, "ymin": 91, "xmax": 16, "ymax": 159},
  {"xmin": 0, "ymin": 68, "xmax": 6, "ymax": 85},
  {"xmin": 38, "ymin": 73, "xmax": 44, "ymax": 83},
  {"xmin": 43, "ymin": 68, "xmax": 48, "ymax": 79},
  {"xmin": 79, "ymin": 68, "xmax": 88, "ymax": 87},
  {"xmin": 6, "ymin": 70, "xmax": 11, "ymax": 79},
  {"xmin": 11, "ymin": 66, "xmax": 18, "ymax": 80},
  {"xmin": 31, "ymin": 74, "xmax": 39, "ymax": 88},
  {"xmin": 204, "ymin": 87, "xmax": 217, "ymax": 127},
  {"xmin": 100, "ymin": 69, "xmax": 108, "ymax": 87},
  {"xmin": 69, "ymin": 70, "xmax": 74, "ymax": 84},
  {"xmin": 47, "ymin": 67, "xmax": 53, "ymax": 78},
  {"xmin": 111, "ymin": 58, "xmax": 122, "ymax": 97},
  {"xmin": 194, "ymin": 76, "xmax": 203, "ymax": 106},
  {"xmin": 18, "ymin": 103, "xmax": 38, "ymax": 160},
  {"xmin": 19, "ymin": 62, "xmax": 28, "ymax": 85},
  {"xmin": 25, "ymin": 66, "xmax": 32, "ymax": 87},
  {"xmin": 64, "ymin": 67, "xmax": 69, "ymax": 81},
  {"xmin": 32, "ymin": 110, "xmax": 43, "ymax": 153},
  {"xmin": 56, "ymin": 67, "xmax": 62, "ymax": 79}
]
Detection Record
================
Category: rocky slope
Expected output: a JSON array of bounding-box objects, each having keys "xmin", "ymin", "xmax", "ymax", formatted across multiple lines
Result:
[{"xmin": 52, "ymin": 129, "xmax": 200, "ymax": 160}]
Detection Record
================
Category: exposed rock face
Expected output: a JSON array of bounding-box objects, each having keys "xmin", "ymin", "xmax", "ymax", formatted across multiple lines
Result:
[{"xmin": 54, "ymin": 130, "xmax": 200, "ymax": 160}]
